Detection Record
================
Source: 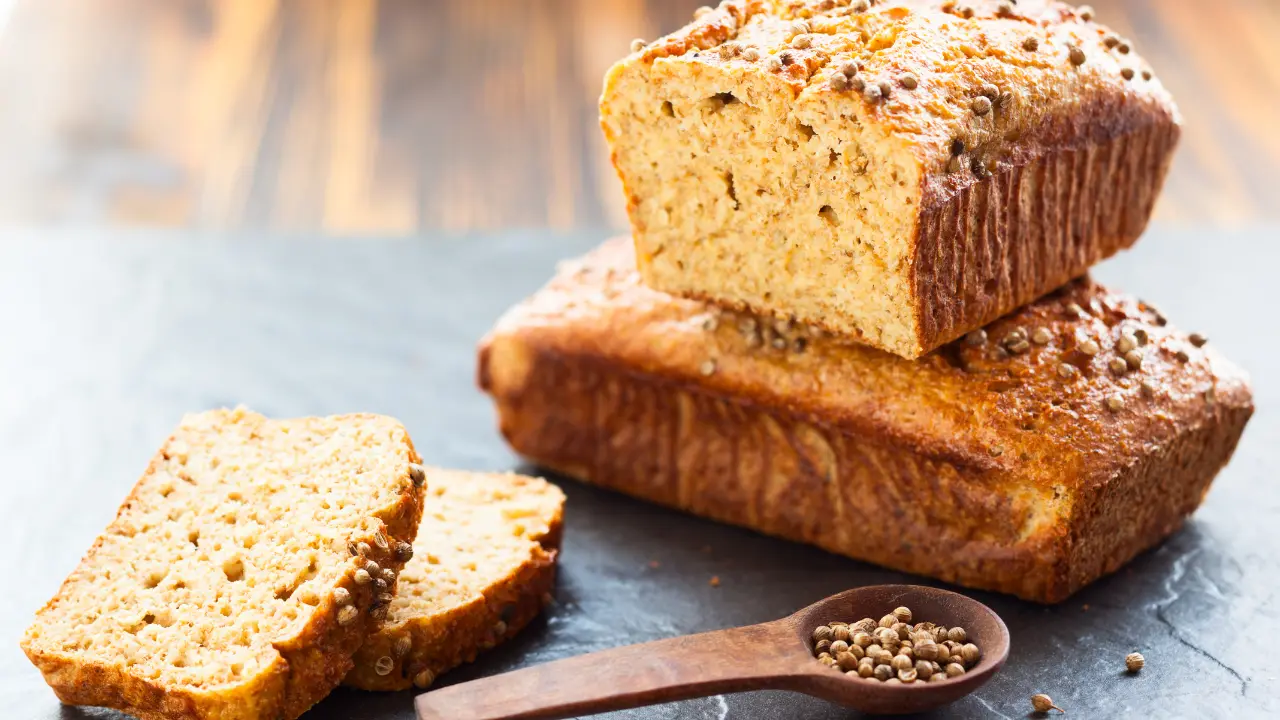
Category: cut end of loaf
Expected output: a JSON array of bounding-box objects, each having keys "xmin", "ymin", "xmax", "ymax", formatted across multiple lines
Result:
[
  {"xmin": 21, "ymin": 408, "xmax": 426, "ymax": 720},
  {"xmin": 344, "ymin": 468, "xmax": 565, "ymax": 691},
  {"xmin": 602, "ymin": 33, "xmax": 923, "ymax": 356}
]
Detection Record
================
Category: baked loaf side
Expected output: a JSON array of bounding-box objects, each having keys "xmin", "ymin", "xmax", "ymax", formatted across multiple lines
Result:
[
  {"xmin": 478, "ymin": 239, "xmax": 1252, "ymax": 603},
  {"xmin": 344, "ymin": 468, "xmax": 565, "ymax": 691},
  {"xmin": 21, "ymin": 409, "xmax": 426, "ymax": 720},
  {"xmin": 600, "ymin": 0, "xmax": 1180, "ymax": 358}
]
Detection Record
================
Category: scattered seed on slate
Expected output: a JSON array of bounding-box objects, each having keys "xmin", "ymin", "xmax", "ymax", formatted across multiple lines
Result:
[
  {"xmin": 1033, "ymin": 693, "xmax": 1065, "ymax": 713},
  {"xmin": 1126, "ymin": 652, "xmax": 1145, "ymax": 672}
]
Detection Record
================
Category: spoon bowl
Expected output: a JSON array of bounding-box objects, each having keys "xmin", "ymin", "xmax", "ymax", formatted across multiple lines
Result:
[
  {"xmin": 416, "ymin": 584, "xmax": 1010, "ymax": 719},
  {"xmin": 781, "ymin": 584, "xmax": 1010, "ymax": 714}
]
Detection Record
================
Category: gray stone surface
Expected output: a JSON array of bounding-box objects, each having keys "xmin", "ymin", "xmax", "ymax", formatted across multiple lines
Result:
[{"xmin": 1, "ymin": 227, "xmax": 1275, "ymax": 719}]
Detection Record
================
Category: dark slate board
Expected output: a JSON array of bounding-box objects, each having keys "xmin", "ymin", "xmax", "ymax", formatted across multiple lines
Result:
[{"xmin": 1, "ymin": 227, "xmax": 1276, "ymax": 720}]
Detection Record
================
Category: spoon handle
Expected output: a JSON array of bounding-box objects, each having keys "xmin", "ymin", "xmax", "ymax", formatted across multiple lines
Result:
[{"xmin": 415, "ymin": 620, "xmax": 806, "ymax": 720}]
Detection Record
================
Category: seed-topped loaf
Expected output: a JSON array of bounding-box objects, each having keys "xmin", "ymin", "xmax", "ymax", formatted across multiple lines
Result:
[
  {"xmin": 21, "ymin": 409, "xmax": 426, "ymax": 720},
  {"xmin": 478, "ymin": 239, "xmax": 1252, "ymax": 603},
  {"xmin": 600, "ymin": 0, "xmax": 1180, "ymax": 358},
  {"xmin": 345, "ymin": 468, "xmax": 565, "ymax": 691}
]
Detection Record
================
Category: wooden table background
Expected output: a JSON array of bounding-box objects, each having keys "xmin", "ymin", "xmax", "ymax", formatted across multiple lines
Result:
[{"xmin": 0, "ymin": 0, "xmax": 1276, "ymax": 234}]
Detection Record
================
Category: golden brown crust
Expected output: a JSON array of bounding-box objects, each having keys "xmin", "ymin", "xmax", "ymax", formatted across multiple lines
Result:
[
  {"xmin": 478, "ymin": 239, "xmax": 1253, "ymax": 603},
  {"xmin": 912, "ymin": 111, "xmax": 1180, "ymax": 352},
  {"xmin": 21, "ymin": 412, "xmax": 426, "ymax": 720}
]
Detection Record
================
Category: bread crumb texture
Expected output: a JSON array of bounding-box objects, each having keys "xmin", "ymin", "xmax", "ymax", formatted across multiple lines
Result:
[
  {"xmin": 345, "ymin": 468, "xmax": 564, "ymax": 691},
  {"xmin": 601, "ymin": 0, "xmax": 1179, "ymax": 358},
  {"xmin": 21, "ymin": 408, "xmax": 425, "ymax": 720}
]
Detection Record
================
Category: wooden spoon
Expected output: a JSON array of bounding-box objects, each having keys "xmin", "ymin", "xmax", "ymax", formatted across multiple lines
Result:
[{"xmin": 415, "ymin": 584, "xmax": 1010, "ymax": 719}]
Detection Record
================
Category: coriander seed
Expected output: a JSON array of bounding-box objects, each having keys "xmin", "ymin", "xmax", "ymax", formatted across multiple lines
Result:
[
  {"xmin": 915, "ymin": 638, "xmax": 939, "ymax": 661},
  {"xmin": 1117, "ymin": 333, "xmax": 1138, "ymax": 353},
  {"xmin": 877, "ymin": 627, "xmax": 899, "ymax": 647},
  {"xmin": 858, "ymin": 659, "xmax": 875, "ymax": 677},
  {"xmin": 916, "ymin": 660, "xmax": 933, "ymax": 679},
  {"xmin": 945, "ymin": 662, "xmax": 966, "ymax": 678},
  {"xmin": 947, "ymin": 627, "xmax": 966, "ymax": 643},
  {"xmin": 1068, "ymin": 45, "xmax": 1086, "ymax": 66},
  {"xmin": 1126, "ymin": 651, "xmax": 1145, "ymax": 672},
  {"xmin": 853, "ymin": 631, "xmax": 873, "ymax": 648},
  {"xmin": 961, "ymin": 643, "xmax": 981, "ymax": 666},
  {"xmin": 1106, "ymin": 393, "xmax": 1125, "ymax": 412},
  {"xmin": 1190, "ymin": 333, "xmax": 1207, "ymax": 347},
  {"xmin": 832, "ymin": 625, "xmax": 851, "ymax": 643},
  {"xmin": 1032, "ymin": 693, "xmax": 1064, "ymax": 713},
  {"xmin": 1125, "ymin": 350, "xmax": 1143, "ymax": 370},
  {"xmin": 1109, "ymin": 357, "xmax": 1128, "ymax": 374},
  {"xmin": 866, "ymin": 643, "xmax": 883, "ymax": 657},
  {"xmin": 630, "ymin": 39, "xmax": 646, "ymax": 53},
  {"xmin": 929, "ymin": 672, "xmax": 946, "ymax": 682},
  {"xmin": 898, "ymin": 668, "xmax": 918, "ymax": 683},
  {"xmin": 837, "ymin": 652, "xmax": 860, "ymax": 671},
  {"xmin": 891, "ymin": 654, "xmax": 913, "ymax": 671},
  {"xmin": 337, "ymin": 604, "xmax": 359, "ymax": 626},
  {"xmin": 965, "ymin": 329, "xmax": 987, "ymax": 346},
  {"xmin": 1032, "ymin": 327, "xmax": 1053, "ymax": 345},
  {"xmin": 816, "ymin": 639, "xmax": 831, "ymax": 654},
  {"xmin": 900, "ymin": 72, "xmax": 918, "ymax": 90},
  {"xmin": 972, "ymin": 96, "xmax": 992, "ymax": 116},
  {"xmin": 813, "ymin": 625, "xmax": 834, "ymax": 644},
  {"xmin": 829, "ymin": 72, "xmax": 851, "ymax": 92},
  {"xmin": 830, "ymin": 640, "xmax": 850, "ymax": 655},
  {"xmin": 1080, "ymin": 338, "xmax": 1100, "ymax": 356},
  {"xmin": 874, "ymin": 664, "xmax": 893, "ymax": 681},
  {"xmin": 742, "ymin": 46, "xmax": 761, "ymax": 61},
  {"xmin": 879, "ymin": 614, "xmax": 897, "ymax": 628}
]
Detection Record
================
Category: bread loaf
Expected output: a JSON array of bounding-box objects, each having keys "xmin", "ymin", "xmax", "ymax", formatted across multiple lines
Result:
[
  {"xmin": 600, "ymin": 0, "xmax": 1180, "ymax": 358},
  {"xmin": 21, "ymin": 409, "xmax": 426, "ymax": 720},
  {"xmin": 478, "ymin": 239, "xmax": 1252, "ymax": 603},
  {"xmin": 344, "ymin": 468, "xmax": 564, "ymax": 691}
]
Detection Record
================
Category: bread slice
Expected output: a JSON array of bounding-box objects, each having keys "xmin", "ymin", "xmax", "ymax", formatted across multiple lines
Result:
[
  {"xmin": 344, "ymin": 468, "xmax": 564, "ymax": 691},
  {"xmin": 478, "ymin": 238, "xmax": 1253, "ymax": 603},
  {"xmin": 600, "ymin": 0, "xmax": 1180, "ymax": 358},
  {"xmin": 21, "ymin": 409, "xmax": 426, "ymax": 720}
]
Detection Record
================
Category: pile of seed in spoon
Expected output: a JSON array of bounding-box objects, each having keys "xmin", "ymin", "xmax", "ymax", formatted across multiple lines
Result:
[{"xmin": 811, "ymin": 606, "xmax": 981, "ymax": 684}]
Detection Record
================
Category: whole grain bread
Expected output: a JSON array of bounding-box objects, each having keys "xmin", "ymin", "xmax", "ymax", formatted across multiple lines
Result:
[
  {"xmin": 21, "ymin": 409, "xmax": 426, "ymax": 720},
  {"xmin": 478, "ymin": 239, "xmax": 1252, "ymax": 603},
  {"xmin": 344, "ymin": 468, "xmax": 564, "ymax": 691},
  {"xmin": 600, "ymin": 0, "xmax": 1180, "ymax": 358}
]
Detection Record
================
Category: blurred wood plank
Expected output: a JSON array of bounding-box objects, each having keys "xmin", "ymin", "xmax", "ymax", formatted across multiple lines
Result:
[{"xmin": 0, "ymin": 0, "xmax": 1275, "ymax": 233}]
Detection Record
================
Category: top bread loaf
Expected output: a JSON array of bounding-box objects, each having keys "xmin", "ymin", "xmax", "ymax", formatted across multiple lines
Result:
[{"xmin": 600, "ymin": 0, "xmax": 1180, "ymax": 358}]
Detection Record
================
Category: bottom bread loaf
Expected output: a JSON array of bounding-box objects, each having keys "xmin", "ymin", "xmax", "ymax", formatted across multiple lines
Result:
[{"xmin": 478, "ymin": 238, "xmax": 1253, "ymax": 603}]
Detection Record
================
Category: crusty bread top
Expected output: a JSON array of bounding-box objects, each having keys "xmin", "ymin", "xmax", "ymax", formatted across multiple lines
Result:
[
  {"xmin": 484, "ymin": 239, "xmax": 1252, "ymax": 495},
  {"xmin": 22, "ymin": 409, "xmax": 423, "ymax": 695},
  {"xmin": 606, "ymin": 0, "xmax": 1178, "ymax": 190}
]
